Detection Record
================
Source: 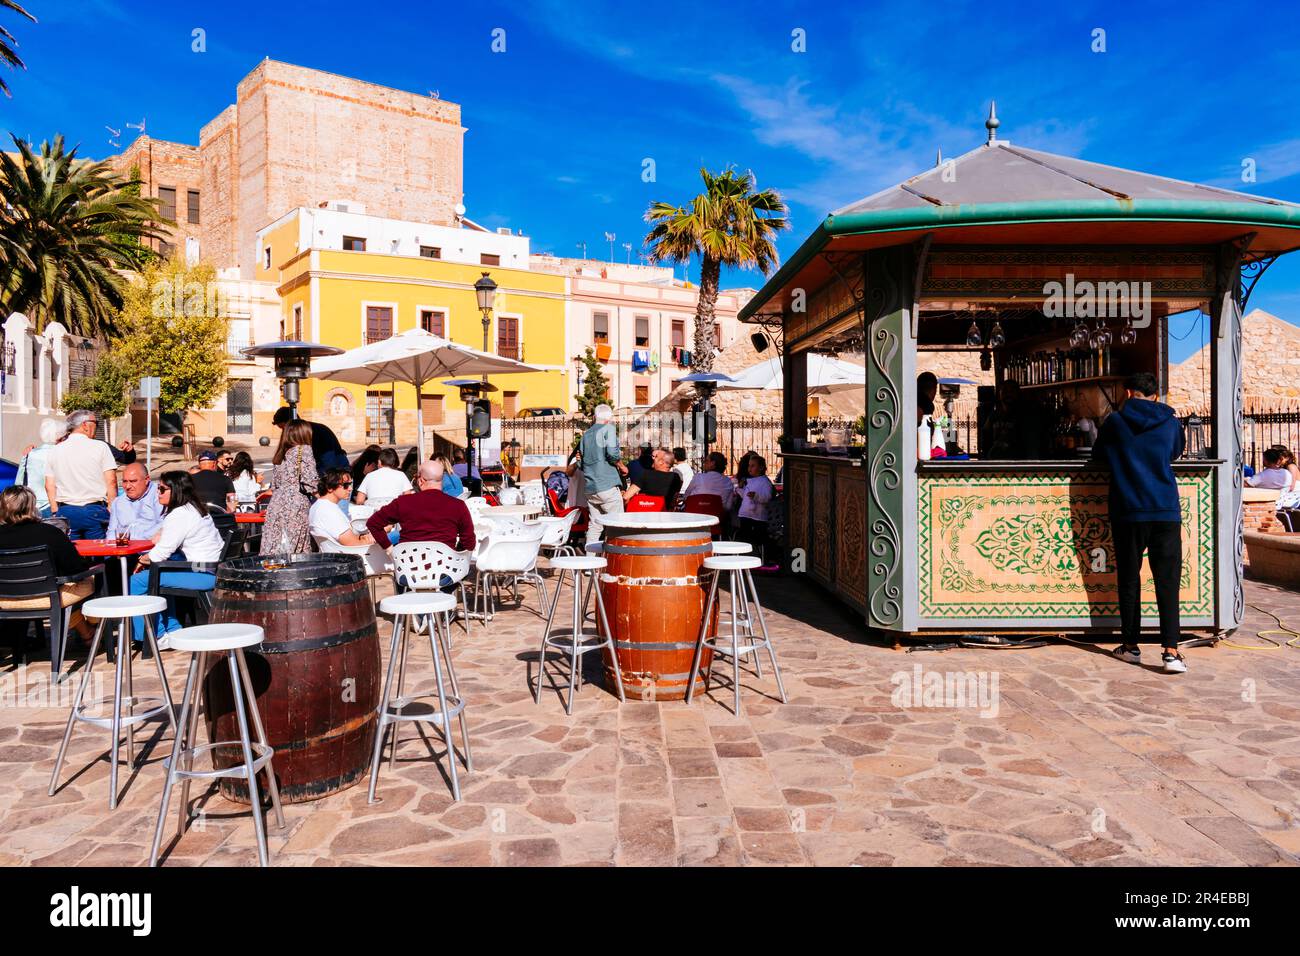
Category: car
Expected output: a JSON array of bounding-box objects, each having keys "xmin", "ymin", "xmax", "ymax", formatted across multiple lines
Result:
[{"xmin": 517, "ymin": 407, "xmax": 566, "ymax": 418}]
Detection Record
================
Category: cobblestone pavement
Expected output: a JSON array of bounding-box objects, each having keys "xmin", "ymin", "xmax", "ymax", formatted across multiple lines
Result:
[{"xmin": 2, "ymin": 571, "xmax": 1299, "ymax": 867}]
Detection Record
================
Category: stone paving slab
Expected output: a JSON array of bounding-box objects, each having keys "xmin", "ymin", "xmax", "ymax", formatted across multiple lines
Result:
[{"xmin": 1, "ymin": 570, "xmax": 1299, "ymax": 866}]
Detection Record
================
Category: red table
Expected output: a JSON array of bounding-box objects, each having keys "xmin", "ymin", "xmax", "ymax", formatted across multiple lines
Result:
[
  {"xmin": 234, "ymin": 512, "xmax": 266, "ymax": 524},
  {"xmin": 74, "ymin": 539, "xmax": 155, "ymax": 593}
]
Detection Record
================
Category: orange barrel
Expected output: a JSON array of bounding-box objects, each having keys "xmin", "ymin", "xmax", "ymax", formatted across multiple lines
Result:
[{"xmin": 598, "ymin": 513, "xmax": 719, "ymax": 701}]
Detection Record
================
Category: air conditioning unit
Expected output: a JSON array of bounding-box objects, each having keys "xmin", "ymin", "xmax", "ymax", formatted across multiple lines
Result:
[
  {"xmin": 496, "ymin": 227, "xmax": 512, "ymax": 235},
  {"xmin": 319, "ymin": 199, "xmax": 365, "ymax": 215}
]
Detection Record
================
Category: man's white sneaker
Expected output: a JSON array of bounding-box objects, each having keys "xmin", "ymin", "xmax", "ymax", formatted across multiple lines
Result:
[
  {"xmin": 1112, "ymin": 644, "xmax": 1141, "ymax": 665},
  {"xmin": 1162, "ymin": 652, "xmax": 1187, "ymax": 674}
]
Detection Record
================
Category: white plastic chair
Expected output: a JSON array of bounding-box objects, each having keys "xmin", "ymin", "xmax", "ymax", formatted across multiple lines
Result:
[
  {"xmin": 312, "ymin": 534, "xmax": 393, "ymax": 602},
  {"xmin": 472, "ymin": 522, "xmax": 546, "ymax": 622},
  {"xmin": 537, "ymin": 512, "xmax": 579, "ymax": 562},
  {"xmin": 348, "ymin": 503, "xmax": 376, "ymax": 535},
  {"xmin": 521, "ymin": 481, "xmax": 546, "ymax": 509},
  {"xmin": 496, "ymin": 486, "xmax": 523, "ymax": 506},
  {"xmin": 465, "ymin": 497, "xmax": 491, "ymax": 517},
  {"xmin": 390, "ymin": 541, "xmax": 474, "ymax": 634}
]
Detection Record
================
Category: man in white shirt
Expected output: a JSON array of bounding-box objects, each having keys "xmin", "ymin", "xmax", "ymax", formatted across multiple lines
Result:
[
  {"xmin": 683, "ymin": 451, "xmax": 735, "ymax": 511},
  {"xmin": 354, "ymin": 448, "xmax": 413, "ymax": 509},
  {"xmin": 672, "ymin": 447, "xmax": 695, "ymax": 491},
  {"xmin": 46, "ymin": 409, "xmax": 118, "ymax": 540},
  {"xmin": 310, "ymin": 470, "xmax": 380, "ymax": 549}
]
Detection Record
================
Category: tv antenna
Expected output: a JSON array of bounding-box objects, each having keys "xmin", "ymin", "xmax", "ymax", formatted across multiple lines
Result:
[
  {"xmin": 105, "ymin": 125, "xmax": 121, "ymax": 149},
  {"xmin": 576, "ymin": 241, "xmax": 587, "ymax": 259},
  {"xmin": 604, "ymin": 231, "xmax": 616, "ymax": 262},
  {"xmin": 622, "ymin": 242, "xmax": 632, "ymax": 264},
  {"xmin": 126, "ymin": 117, "xmax": 146, "ymax": 138}
]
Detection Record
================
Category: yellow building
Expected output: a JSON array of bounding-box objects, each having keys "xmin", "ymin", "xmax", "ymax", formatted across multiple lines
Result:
[{"xmin": 259, "ymin": 206, "xmax": 569, "ymax": 448}]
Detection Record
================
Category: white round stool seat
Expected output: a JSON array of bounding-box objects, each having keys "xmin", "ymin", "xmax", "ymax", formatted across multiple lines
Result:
[
  {"xmin": 584, "ymin": 541, "xmax": 603, "ymax": 555},
  {"xmin": 550, "ymin": 555, "xmax": 607, "ymax": 572},
  {"xmin": 380, "ymin": 591, "xmax": 457, "ymax": 616},
  {"xmin": 702, "ymin": 555, "xmax": 762, "ymax": 572},
  {"xmin": 167, "ymin": 623, "xmax": 265, "ymax": 652},
  {"xmin": 711, "ymin": 541, "xmax": 752, "ymax": 555},
  {"xmin": 83, "ymin": 595, "xmax": 168, "ymax": 619}
]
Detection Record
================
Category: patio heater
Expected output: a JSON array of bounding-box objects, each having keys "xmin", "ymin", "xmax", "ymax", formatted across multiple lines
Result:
[
  {"xmin": 446, "ymin": 378, "xmax": 498, "ymax": 494},
  {"xmin": 241, "ymin": 340, "xmax": 344, "ymax": 421},
  {"xmin": 679, "ymin": 371, "xmax": 734, "ymax": 463}
]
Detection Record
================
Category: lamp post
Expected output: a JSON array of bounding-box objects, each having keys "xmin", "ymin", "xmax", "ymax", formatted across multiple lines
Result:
[
  {"xmin": 472, "ymin": 272, "xmax": 498, "ymax": 477},
  {"xmin": 573, "ymin": 355, "xmax": 585, "ymax": 415}
]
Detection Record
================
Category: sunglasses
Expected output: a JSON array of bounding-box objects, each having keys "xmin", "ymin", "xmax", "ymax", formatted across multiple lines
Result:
[{"xmin": 339, "ymin": 480, "xmax": 353, "ymax": 488}]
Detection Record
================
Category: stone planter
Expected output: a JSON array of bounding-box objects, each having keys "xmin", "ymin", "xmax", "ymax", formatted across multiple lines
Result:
[{"xmin": 1244, "ymin": 530, "xmax": 1300, "ymax": 589}]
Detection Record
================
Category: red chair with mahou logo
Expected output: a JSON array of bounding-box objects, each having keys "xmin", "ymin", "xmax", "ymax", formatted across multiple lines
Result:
[{"xmin": 626, "ymin": 494, "xmax": 665, "ymax": 513}]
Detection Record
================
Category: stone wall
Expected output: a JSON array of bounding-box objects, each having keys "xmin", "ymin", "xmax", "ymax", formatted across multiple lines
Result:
[
  {"xmin": 1167, "ymin": 309, "xmax": 1300, "ymax": 413},
  {"xmin": 106, "ymin": 136, "xmax": 202, "ymax": 257}
]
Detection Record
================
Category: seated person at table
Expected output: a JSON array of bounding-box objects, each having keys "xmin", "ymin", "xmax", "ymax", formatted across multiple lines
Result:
[
  {"xmin": 106, "ymin": 463, "xmax": 164, "ymax": 541},
  {"xmin": 683, "ymin": 451, "xmax": 736, "ymax": 511},
  {"xmin": 191, "ymin": 450, "xmax": 237, "ymax": 512},
  {"xmin": 354, "ymin": 448, "xmax": 413, "ymax": 509},
  {"xmin": 128, "ymin": 471, "xmax": 225, "ymax": 643},
  {"xmin": 0, "ymin": 486, "xmax": 95, "ymax": 640},
  {"xmin": 310, "ymin": 469, "xmax": 388, "ymax": 548},
  {"xmin": 366, "ymin": 460, "xmax": 476, "ymax": 555},
  {"xmin": 1246, "ymin": 448, "xmax": 1294, "ymax": 491},
  {"xmin": 736, "ymin": 454, "xmax": 777, "ymax": 568},
  {"xmin": 227, "ymin": 452, "xmax": 263, "ymax": 508},
  {"xmin": 434, "ymin": 454, "xmax": 464, "ymax": 497},
  {"xmin": 624, "ymin": 448, "xmax": 682, "ymax": 510}
]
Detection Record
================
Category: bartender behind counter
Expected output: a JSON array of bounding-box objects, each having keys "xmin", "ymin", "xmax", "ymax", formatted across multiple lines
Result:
[{"xmin": 981, "ymin": 380, "xmax": 1048, "ymax": 460}]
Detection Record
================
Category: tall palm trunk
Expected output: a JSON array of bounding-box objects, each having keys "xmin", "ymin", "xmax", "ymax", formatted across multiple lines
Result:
[{"xmin": 692, "ymin": 254, "xmax": 721, "ymax": 374}]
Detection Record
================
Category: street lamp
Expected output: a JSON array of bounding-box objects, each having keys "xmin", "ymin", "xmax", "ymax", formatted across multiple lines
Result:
[
  {"xmin": 573, "ymin": 355, "xmax": 585, "ymax": 414},
  {"xmin": 474, "ymin": 272, "xmax": 497, "ymax": 373}
]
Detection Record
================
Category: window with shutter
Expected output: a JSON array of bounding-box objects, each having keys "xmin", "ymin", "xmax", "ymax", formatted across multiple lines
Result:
[
  {"xmin": 593, "ymin": 311, "xmax": 609, "ymax": 344},
  {"xmin": 481, "ymin": 253, "xmax": 500, "ymax": 266},
  {"xmin": 187, "ymin": 190, "xmax": 200, "ymax": 224},
  {"xmin": 497, "ymin": 316, "xmax": 519, "ymax": 359},
  {"xmin": 343, "ymin": 236, "xmax": 367, "ymax": 251},
  {"xmin": 671, "ymin": 320, "xmax": 685, "ymax": 349},
  {"xmin": 420, "ymin": 309, "xmax": 446, "ymax": 336},
  {"xmin": 366, "ymin": 306, "xmax": 393, "ymax": 344},
  {"xmin": 420, "ymin": 393, "xmax": 445, "ymax": 425},
  {"xmin": 635, "ymin": 315, "xmax": 650, "ymax": 347},
  {"xmin": 504, "ymin": 391, "xmax": 519, "ymax": 417},
  {"xmin": 158, "ymin": 186, "xmax": 177, "ymax": 221}
]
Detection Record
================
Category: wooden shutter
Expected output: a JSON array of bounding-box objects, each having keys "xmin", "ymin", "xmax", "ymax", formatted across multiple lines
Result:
[
  {"xmin": 420, "ymin": 310, "xmax": 445, "ymax": 336},
  {"xmin": 366, "ymin": 306, "xmax": 392, "ymax": 343},
  {"xmin": 497, "ymin": 317, "xmax": 519, "ymax": 359}
]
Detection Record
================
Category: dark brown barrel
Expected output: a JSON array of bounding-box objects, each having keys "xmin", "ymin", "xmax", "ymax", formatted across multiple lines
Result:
[
  {"xmin": 206, "ymin": 554, "xmax": 380, "ymax": 803},
  {"xmin": 600, "ymin": 529, "xmax": 715, "ymax": 701}
]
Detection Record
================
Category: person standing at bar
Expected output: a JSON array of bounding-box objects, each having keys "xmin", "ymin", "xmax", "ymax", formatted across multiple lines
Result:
[
  {"xmin": 579, "ymin": 403, "xmax": 628, "ymax": 544},
  {"xmin": 1093, "ymin": 372, "xmax": 1187, "ymax": 674}
]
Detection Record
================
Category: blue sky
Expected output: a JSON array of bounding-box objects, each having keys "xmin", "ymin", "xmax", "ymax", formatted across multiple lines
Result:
[{"xmin": 4, "ymin": 0, "xmax": 1299, "ymax": 362}]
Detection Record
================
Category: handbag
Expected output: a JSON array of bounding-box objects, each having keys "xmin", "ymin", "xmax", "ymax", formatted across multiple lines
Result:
[{"xmin": 295, "ymin": 451, "xmax": 317, "ymax": 501}]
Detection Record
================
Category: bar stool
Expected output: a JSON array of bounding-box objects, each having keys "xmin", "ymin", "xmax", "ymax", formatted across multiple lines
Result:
[
  {"xmin": 369, "ymin": 591, "xmax": 472, "ymax": 802},
  {"xmin": 707, "ymin": 541, "xmax": 762, "ymax": 672},
  {"xmin": 148, "ymin": 623, "xmax": 285, "ymax": 867},
  {"xmin": 534, "ymin": 555, "xmax": 625, "ymax": 714},
  {"xmin": 49, "ymin": 595, "xmax": 176, "ymax": 810},
  {"xmin": 686, "ymin": 555, "xmax": 788, "ymax": 714}
]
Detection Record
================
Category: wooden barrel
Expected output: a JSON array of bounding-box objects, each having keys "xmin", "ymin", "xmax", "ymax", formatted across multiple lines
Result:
[
  {"xmin": 206, "ymin": 554, "xmax": 380, "ymax": 803},
  {"xmin": 600, "ymin": 515, "xmax": 717, "ymax": 701}
]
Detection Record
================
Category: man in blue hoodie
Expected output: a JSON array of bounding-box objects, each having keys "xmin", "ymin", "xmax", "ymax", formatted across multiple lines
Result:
[{"xmin": 1092, "ymin": 372, "xmax": 1187, "ymax": 674}]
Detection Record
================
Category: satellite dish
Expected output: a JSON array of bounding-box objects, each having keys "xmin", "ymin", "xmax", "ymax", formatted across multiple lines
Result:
[{"xmin": 454, "ymin": 203, "xmax": 467, "ymax": 218}]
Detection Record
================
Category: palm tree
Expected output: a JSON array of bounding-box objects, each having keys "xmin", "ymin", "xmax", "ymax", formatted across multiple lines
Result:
[
  {"xmin": 644, "ymin": 166, "xmax": 788, "ymax": 375},
  {"xmin": 0, "ymin": 135, "xmax": 165, "ymax": 338},
  {"xmin": 0, "ymin": 1, "xmax": 36, "ymax": 97}
]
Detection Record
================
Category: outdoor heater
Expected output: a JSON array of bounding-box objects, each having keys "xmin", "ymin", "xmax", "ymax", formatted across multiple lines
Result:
[
  {"xmin": 679, "ymin": 371, "xmax": 735, "ymax": 461},
  {"xmin": 241, "ymin": 340, "xmax": 344, "ymax": 420},
  {"xmin": 446, "ymin": 377, "xmax": 498, "ymax": 492}
]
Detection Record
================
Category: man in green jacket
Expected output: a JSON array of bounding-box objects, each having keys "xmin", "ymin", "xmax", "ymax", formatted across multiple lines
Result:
[{"xmin": 579, "ymin": 404, "xmax": 627, "ymax": 544}]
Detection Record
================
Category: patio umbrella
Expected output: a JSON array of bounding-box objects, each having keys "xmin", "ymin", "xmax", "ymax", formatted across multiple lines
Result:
[
  {"xmin": 308, "ymin": 328, "xmax": 544, "ymax": 457},
  {"xmin": 718, "ymin": 354, "xmax": 866, "ymax": 395}
]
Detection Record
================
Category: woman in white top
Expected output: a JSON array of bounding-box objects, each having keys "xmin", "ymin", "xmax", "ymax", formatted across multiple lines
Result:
[
  {"xmin": 309, "ymin": 469, "xmax": 379, "ymax": 549},
  {"xmin": 735, "ymin": 454, "xmax": 776, "ymax": 568},
  {"xmin": 128, "ymin": 470, "xmax": 226, "ymax": 641},
  {"xmin": 354, "ymin": 448, "xmax": 413, "ymax": 509},
  {"xmin": 227, "ymin": 451, "xmax": 264, "ymax": 508}
]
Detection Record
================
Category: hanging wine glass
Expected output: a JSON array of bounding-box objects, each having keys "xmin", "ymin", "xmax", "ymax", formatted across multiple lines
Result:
[
  {"xmin": 965, "ymin": 319, "xmax": 982, "ymax": 348},
  {"xmin": 1091, "ymin": 320, "xmax": 1113, "ymax": 349},
  {"xmin": 1068, "ymin": 319, "xmax": 1090, "ymax": 349},
  {"xmin": 1119, "ymin": 319, "xmax": 1138, "ymax": 345},
  {"xmin": 988, "ymin": 320, "xmax": 1006, "ymax": 349}
]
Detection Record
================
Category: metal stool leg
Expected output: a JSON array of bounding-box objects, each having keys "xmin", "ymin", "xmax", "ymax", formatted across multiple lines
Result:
[
  {"xmin": 124, "ymin": 621, "xmax": 136, "ymax": 768},
  {"xmin": 235, "ymin": 649, "xmax": 284, "ymax": 830},
  {"xmin": 591, "ymin": 572, "xmax": 625, "ymax": 702},
  {"xmin": 389, "ymin": 616, "xmax": 412, "ymax": 771},
  {"xmin": 48, "ymin": 616, "xmax": 106, "ymax": 795},
  {"xmin": 729, "ymin": 571, "xmax": 742, "ymax": 715},
  {"xmin": 685, "ymin": 571, "xmax": 720, "ymax": 704},
  {"xmin": 425, "ymin": 615, "xmax": 460, "ymax": 801},
  {"xmin": 368, "ymin": 614, "xmax": 405, "ymax": 803},
  {"xmin": 109, "ymin": 620, "xmax": 128, "ymax": 809},
  {"xmin": 177, "ymin": 651, "xmax": 206, "ymax": 839},
  {"xmin": 142, "ymin": 615, "xmax": 177, "ymax": 733},
  {"xmin": 746, "ymin": 567, "xmax": 787, "ymax": 704},
  {"xmin": 226, "ymin": 649, "xmax": 269, "ymax": 867},
  {"xmin": 535, "ymin": 568, "xmax": 565, "ymax": 704},
  {"xmin": 565, "ymin": 571, "xmax": 581, "ymax": 714},
  {"xmin": 435, "ymin": 610, "xmax": 472, "ymax": 771},
  {"xmin": 150, "ymin": 650, "xmax": 200, "ymax": 866},
  {"xmin": 742, "ymin": 571, "xmax": 763, "ymax": 679}
]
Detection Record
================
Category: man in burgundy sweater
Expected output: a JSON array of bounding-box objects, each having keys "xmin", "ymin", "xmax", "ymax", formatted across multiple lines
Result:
[{"xmin": 366, "ymin": 460, "xmax": 476, "ymax": 554}]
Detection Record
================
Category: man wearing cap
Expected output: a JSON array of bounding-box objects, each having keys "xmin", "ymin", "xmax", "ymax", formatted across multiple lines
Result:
[
  {"xmin": 45, "ymin": 409, "xmax": 118, "ymax": 540},
  {"xmin": 272, "ymin": 407, "xmax": 348, "ymax": 477},
  {"xmin": 579, "ymin": 404, "xmax": 628, "ymax": 544},
  {"xmin": 191, "ymin": 450, "xmax": 237, "ymax": 511}
]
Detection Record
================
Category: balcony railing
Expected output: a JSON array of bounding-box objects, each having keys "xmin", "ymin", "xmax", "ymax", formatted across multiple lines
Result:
[{"xmin": 227, "ymin": 334, "xmax": 252, "ymax": 358}]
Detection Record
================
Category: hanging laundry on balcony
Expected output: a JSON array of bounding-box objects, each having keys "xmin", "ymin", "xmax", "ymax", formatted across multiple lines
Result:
[{"xmin": 631, "ymin": 349, "xmax": 651, "ymax": 372}]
